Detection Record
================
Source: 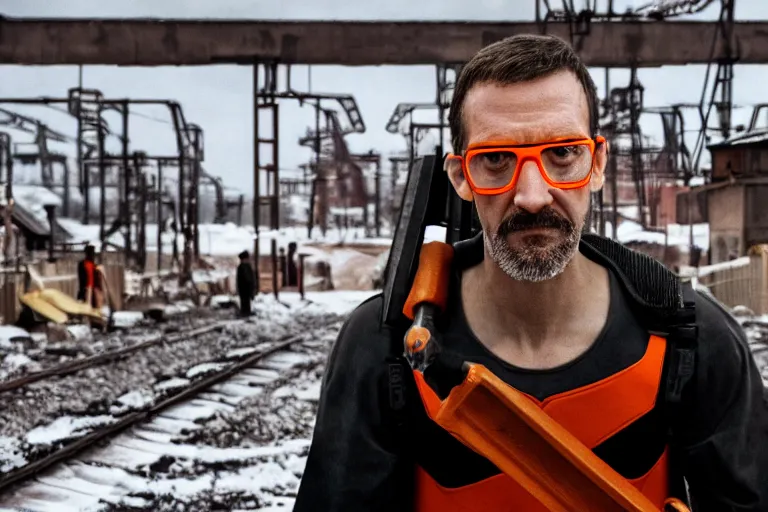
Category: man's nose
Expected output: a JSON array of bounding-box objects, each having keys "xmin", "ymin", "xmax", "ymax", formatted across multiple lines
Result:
[{"xmin": 513, "ymin": 160, "xmax": 553, "ymax": 213}]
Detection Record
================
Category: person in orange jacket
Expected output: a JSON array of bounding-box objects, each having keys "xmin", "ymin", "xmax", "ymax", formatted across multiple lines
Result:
[
  {"xmin": 76, "ymin": 244, "xmax": 101, "ymax": 307},
  {"xmin": 294, "ymin": 34, "xmax": 768, "ymax": 511}
]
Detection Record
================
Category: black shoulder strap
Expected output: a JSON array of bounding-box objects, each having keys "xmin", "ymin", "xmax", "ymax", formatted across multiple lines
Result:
[
  {"xmin": 384, "ymin": 313, "xmax": 412, "ymax": 437},
  {"xmin": 663, "ymin": 280, "xmax": 698, "ymax": 505},
  {"xmin": 664, "ymin": 280, "xmax": 698, "ymax": 407},
  {"xmin": 581, "ymin": 234, "xmax": 700, "ymax": 409},
  {"xmin": 386, "ymin": 355, "xmax": 408, "ymax": 428}
]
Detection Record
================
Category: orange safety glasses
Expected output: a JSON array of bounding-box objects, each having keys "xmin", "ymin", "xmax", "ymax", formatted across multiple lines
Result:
[{"xmin": 446, "ymin": 136, "xmax": 606, "ymax": 196}]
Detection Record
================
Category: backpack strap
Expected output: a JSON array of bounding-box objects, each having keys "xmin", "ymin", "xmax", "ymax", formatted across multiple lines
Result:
[
  {"xmin": 580, "ymin": 234, "xmax": 699, "ymax": 504},
  {"xmin": 661, "ymin": 280, "xmax": 698, "ymax": 505},
  {"xmin": 664, "ymin": 280, "xmax": 698, "ymax": 408},
  {"xmin": 384, "ymin": 314, "xmax": 414, "ymax": 441}
]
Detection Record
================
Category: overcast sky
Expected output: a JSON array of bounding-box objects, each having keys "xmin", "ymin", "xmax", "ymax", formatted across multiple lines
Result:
[{"xmin": 1, "ymin": 0, "xmax": 768, "ymax": 198}]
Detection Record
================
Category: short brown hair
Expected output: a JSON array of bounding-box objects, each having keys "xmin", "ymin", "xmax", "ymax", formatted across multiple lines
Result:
[{"xmin": 449, "ymin": 34, "xmax": 599, "ymax": 151}]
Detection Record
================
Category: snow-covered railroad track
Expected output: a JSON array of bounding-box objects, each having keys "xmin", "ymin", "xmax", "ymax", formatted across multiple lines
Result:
[
  {"xmin": 0, "ymin": 321, "xmax": 338, "ymax": 507},
  {"xmin": 0, "ymin": 306, "xmax": 226, "ymax": 384},
  {"xmin": 0, "ymin": 323, "xmax": 228, "ymax": 394}
]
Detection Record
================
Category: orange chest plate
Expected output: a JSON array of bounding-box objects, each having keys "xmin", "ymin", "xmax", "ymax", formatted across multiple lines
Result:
[{"xmin": 412, "ymin": 335, "xmax": 670, "ymax": 512}]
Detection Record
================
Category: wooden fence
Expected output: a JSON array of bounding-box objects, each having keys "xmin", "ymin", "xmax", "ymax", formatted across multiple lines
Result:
[{"xmin": 0, "ymin": 251, "xmax": 126, "ymax": 325}]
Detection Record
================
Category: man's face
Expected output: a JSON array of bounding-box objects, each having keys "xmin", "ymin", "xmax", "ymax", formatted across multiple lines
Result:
[{"xmin": 447, "ymin": 70, "xmax": 606, "ymax": 282}]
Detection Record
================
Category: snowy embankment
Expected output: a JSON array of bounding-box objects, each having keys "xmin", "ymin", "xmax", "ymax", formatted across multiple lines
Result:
[{"xmin": 0, "ymin": 290, "xmax": 375, "ymax": 512}]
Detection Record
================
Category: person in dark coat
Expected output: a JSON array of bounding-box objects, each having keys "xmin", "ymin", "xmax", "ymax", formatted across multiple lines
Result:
[
  {"xmin": 287, "ymin": 242, "xmax": 298, "ymax": 286},
  {"xmin": 236, "ymin": 250, "xmax": 256, "ymax": 316}
]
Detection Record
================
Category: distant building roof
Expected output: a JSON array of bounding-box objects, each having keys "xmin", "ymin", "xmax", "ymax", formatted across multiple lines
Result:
[{"xmin": 708, "ymin": 129, "xmax": 768, "ymax": 149}]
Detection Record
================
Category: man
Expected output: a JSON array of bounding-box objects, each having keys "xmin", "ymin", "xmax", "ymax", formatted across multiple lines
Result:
[
  {"xmin": 236, "ymin": 250, "xmax": 255, "ymax": 316},
  {"xmin": 294, "ymin": 35, "xmax": 768, "ymax": 511}
]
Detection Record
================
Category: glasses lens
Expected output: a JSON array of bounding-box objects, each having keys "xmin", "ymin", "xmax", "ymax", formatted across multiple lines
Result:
[
  {"xmin": 541, "ymin": 143, "xmax": 593, "ymax": 183},
  {"xmin": 466, "ymin": 150, "xmax": 517, "ymax": 189},
  {"xmin": 466, "ymin": 143, "xmax": 594, "ymax": 190}
]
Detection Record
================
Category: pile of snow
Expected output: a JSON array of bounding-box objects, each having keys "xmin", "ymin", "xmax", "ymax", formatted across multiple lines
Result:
[
  {"xmin": 603, "ymin": 220, "xmax": 710, "ymax": 251},
  {"xmin": 65, "ymin": 324, "xmax": 93, "ymax": 342},
  {"xmin": 186, "ymin": 362, "xmax": 227, "ymax": 379},
  {"xmin": 111, "ymin": 310, "xmax": 146, "ymax": 329},
  {"xmin": 324, "ymin": 248, "xmax": 379, "ymax": 290},
  {"xmin": 0, "ymin": 326, "xmax": 32, "ymax": 349}
]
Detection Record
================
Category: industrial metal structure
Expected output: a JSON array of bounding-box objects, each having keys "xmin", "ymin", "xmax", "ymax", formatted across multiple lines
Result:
[
  {"xmin": 296, "ymin": 104, "xmax": 367, "ymax": 236},
  {"xmin": 384, "ymin": 65, "xmax": 463, "ymax": 231},
  {"xmin": 0, "ymin": 16, "xmax": 762, "ymax": 67},
  {"xmin": 539, "ymin": 1, "xmax": 739, "ymax": 240},
  {"xmin": 0, "ymin": 90, "xmax": 218, "ymax": 279},
  {"xmin": 1, "ymin": 0, "xmax": 763, "ymax": 284},
  {"xmin": 252, "ymin": 61, "xmax": 366, "ymax": 292}
]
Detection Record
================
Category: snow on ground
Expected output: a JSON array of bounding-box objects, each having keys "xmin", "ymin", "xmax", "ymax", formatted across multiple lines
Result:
[
  {"xmin": 265, "ymin": 290, "xmax": 377, "ymax": 316},
  {"xmin": 56, "ymin": 220, "xmax": 390, "ymax": 258},
  {"xmin": 109, "ymin": 389, "xmax": 156, "ymax": 415},
  {"xmin": 26, "ymin": 416, "xmax": 117, "ymax": 446},
  {"xmin": 153, "ymin": 377, "xmax": 191, "ymax": 393},
  {"xmin": 0, "ymin": 327, "xmax": 33, "ymax": 349},
  {"xmin": 65, "ymin": 325, "xmax": 93, "ymax": 343},
  {"xmin": 210, "ymin": 295, "xmax": 236, "ymax": 309},
  {"xmin": 185, "ymin": 361, "xmax": 227, "ymax": 379},
  {"xmin": 0, "ymin": 353, "xmax": 40, "ymax": 381},
  {"xmin": 0, "ymin": 437, "xmax": 25, "ymax": 473},
  {"xmin": 602, "ymin": 220, "xmax": 710, "ymax": 251}
]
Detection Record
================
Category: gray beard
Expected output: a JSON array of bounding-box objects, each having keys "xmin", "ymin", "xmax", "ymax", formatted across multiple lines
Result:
[{"xmin": 485, "ymin": 228, "xmax": 581, "ymax": 282}]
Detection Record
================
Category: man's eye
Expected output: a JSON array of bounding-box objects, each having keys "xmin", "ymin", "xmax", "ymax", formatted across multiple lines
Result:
[
  {"xmin": 551, "ymin": 146, "xmax": 575, "ymax": 157},
  {"xmin": 481, "ymin": 152, "xmax": 509, "ymax": 165}
]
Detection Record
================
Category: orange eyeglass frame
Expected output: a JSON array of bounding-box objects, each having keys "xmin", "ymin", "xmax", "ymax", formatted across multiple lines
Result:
[{"xmin": 446, "ymin": 136, "xmax": 606, "ymax": 196}]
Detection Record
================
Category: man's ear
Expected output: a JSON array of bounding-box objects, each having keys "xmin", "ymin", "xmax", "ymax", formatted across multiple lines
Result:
[
  {"xmin": 445, "ymin": 157, "xmax": 473, "ymax": 202},
  {"xmin": 589, "ymin": 139, "xmax": 608, "ymax": 192}
]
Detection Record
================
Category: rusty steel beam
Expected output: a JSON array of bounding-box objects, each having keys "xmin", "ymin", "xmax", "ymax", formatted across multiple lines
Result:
[{"xmin": 2, "ymin": 17, "xmax": 768, "ymax": 67}]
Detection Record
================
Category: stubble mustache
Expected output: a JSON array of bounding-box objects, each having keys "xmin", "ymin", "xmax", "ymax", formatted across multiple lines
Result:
[{"xmin": 496, "ymin": 207, "xmax": 575, "ymax": 239}]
